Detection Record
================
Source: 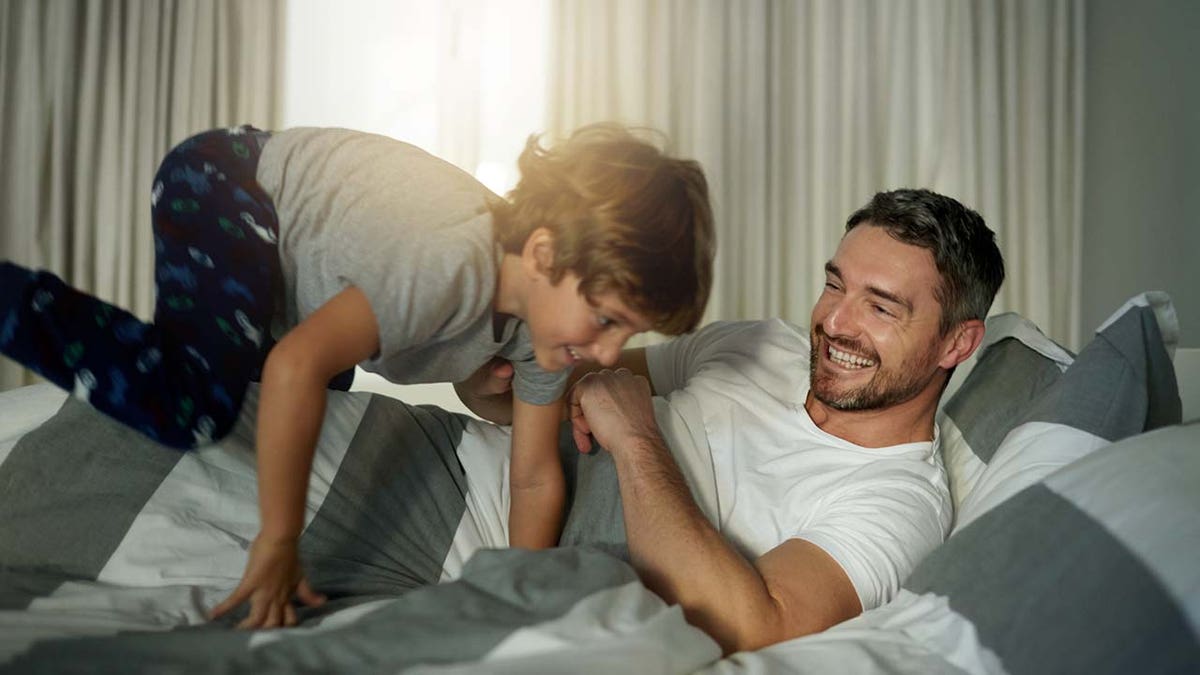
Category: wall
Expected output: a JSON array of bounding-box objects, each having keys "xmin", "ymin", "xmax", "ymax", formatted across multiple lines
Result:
[{"xmin": 1081, "ymin": 0, "xmax": 1200, "ymax": 347}]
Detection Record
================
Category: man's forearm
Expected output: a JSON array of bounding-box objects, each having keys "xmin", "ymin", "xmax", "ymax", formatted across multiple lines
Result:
[
  {"xmin": 572, "ymin": 370, "xmax": 861, "ymax": 653},
  {"xmin": 610, "ymin": 433, "xmax": 788, "ymax": 654}
]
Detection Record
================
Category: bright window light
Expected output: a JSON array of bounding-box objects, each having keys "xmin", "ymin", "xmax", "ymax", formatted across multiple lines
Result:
[{"xmin": 283, "ymin": 0, "xmax": 548, "ymax": 195}]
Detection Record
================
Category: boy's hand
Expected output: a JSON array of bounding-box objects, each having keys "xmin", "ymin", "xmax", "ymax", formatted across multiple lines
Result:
[
  {"xmin": 455, "ymin": 358, "xmax": 516, "ymax": 424},
  {"xmin": 568, "ymin": 368, "xmax": 660, "ymax": 455},
  {"xmin": 209, "ymin": 535, "xmax": 326, "ymax": 629},
  {"xmin": 479, "ymin": 358, "xmax": 515, "ymax": 395}
]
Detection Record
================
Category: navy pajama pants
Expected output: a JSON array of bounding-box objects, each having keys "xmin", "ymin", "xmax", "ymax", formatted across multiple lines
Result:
[{"xmin": 1, "ymin": 126, "xmax": 347, "ymax": 450}]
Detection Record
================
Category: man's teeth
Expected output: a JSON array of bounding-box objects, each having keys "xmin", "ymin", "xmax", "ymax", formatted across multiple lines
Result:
[{"xmin": 828, "ymin": 345, "xmax": 876, "ymax": 369}]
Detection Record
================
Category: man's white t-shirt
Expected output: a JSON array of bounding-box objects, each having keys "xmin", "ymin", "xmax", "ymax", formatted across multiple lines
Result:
[{"xmin": 644, "ymin": 319, "xmax": 952, "ymax": 611}]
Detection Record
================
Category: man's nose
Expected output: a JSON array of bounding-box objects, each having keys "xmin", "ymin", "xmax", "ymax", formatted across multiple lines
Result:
[{"xmin": 822, "ymin": 298, "xmax": 858, "ymax": 337}]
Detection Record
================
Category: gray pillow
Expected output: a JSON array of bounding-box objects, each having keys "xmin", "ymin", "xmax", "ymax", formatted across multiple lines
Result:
[
  {"xmin": 905, "ymin": 421, "xmax": 1200, "ymax": 675},
  {"xmin": 938, "ymin": 292, "xmax": 1181, "ymax": 530}
]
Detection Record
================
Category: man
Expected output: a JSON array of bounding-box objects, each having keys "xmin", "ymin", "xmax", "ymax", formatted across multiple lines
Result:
[{"xmin": 463, "ymin": 188, "xmax": 1005, "ymax": 655}]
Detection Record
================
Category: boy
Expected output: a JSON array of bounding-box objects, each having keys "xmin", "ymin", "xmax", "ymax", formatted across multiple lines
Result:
[{"xmin": 0, "ymin": 123, "xmax": 715, "ymax": 628}]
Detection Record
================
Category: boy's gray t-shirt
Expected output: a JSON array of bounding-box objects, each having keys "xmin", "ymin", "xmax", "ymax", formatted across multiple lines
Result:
[{"xmin": 254, "ymin": 127, "xmax": 567, "ymax": 405}]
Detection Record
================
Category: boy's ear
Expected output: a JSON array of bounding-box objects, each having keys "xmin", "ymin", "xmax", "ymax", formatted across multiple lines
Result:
[
  {"xmin": 937, "ymin": 318, "xmax": 986, "ymax": 370},
  {"xmin": 521, "ymin": 227, "xmax": 556, "ymax": 277}
]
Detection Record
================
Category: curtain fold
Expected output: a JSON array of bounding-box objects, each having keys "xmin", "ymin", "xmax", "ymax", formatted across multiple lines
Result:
[
  {"xmin": 0, "ymin": 0, "xmax": 283, "ymax": 390},
  {"xmin": 547, "ymin": 0, "xmax": 1084, "ymax": 348}
]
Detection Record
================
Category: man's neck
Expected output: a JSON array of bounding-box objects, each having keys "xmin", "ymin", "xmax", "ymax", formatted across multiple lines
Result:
[{"xmin": 803, "ymin": 388, "xmax": 941, "ymax": 448}]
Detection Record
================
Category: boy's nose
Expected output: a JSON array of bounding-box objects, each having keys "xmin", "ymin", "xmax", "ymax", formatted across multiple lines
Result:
[
  {"xmin": 590, "ymin": 334, "xmax": 624, "ymax": 367},
  {"xmin": 594, "ymin": 344, "xmax": 620, "ymax": 367}
]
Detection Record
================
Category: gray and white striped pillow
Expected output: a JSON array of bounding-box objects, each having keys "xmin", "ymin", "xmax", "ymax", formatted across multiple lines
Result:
[
  {"xmin": 905, "ymin": 421, "xmax": 1200, "ymax": 674},
  {"xmin": 937, "ymin": 292, "xmax": 1181, "ymax": 531}
]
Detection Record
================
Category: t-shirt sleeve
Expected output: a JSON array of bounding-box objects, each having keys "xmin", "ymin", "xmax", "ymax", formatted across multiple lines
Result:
[
  {"xmin": 645, "ymin": 321, "xmax": 760, "ymax": 395},
  {"xmin": 498, "ymin": 321, "xmax": 570, "ymax": 405},
  {"xmin": 512, "ymin": 358, "xmax": 570, "ymax": 406},
  {"xmin": 792, "ymin": 467, "xmax": 951, "ymax": 612}
]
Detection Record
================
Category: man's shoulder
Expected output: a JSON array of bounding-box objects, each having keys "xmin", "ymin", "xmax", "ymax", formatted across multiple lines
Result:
[
  {"xmin": 690, "ymin": 318, "xmax": 809, "ymax": 351},
  {"xmin": 653, "ymin": 318, "xmax": 811, "ymax": 404},
  {"xmin": 687, "ymin": 319, "xmax": 811, "ymax": 373}
]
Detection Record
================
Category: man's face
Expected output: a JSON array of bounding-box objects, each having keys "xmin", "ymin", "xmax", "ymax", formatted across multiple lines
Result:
[{"xmin": 809, "ymin": 225, "xmax": 952, "ymax": 411}]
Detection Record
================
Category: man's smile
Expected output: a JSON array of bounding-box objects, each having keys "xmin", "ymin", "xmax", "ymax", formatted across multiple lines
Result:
[{"xmin": 826, "ymin": 343, "xmax": 877, "ymax": 370}]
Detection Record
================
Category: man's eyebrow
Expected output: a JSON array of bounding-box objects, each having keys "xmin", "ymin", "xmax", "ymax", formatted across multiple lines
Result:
[
  {"xmin": 867, "ymin": 285, "xmax": 913, "ymax": 313},
  {"xmin": 826, "ymin": 261, "xmax": 914, "ymax": 313}
]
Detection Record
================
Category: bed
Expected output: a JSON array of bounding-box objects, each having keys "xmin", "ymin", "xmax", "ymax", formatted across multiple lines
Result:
[{"xmin": 1, "ymin": 292, "xmax": 1197, "ymax": 674}]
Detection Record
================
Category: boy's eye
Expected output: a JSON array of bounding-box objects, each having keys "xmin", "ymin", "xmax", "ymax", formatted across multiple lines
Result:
[{"xmin": 597, "ymin": 315, "xmax": 614, "ymax": 328}]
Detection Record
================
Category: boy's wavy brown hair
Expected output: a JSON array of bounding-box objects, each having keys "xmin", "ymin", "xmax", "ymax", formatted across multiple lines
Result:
[{"xmin": 489, "ymin": 123, "xmax": 715, "ymax": 335}]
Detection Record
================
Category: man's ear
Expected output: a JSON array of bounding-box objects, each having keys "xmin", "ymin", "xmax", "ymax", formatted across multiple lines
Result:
[
  {"xmin": 937, "ymin": 318, "xmax": 986, "ymax": 370},
  {"xmin": 521, "ymin": 227, "xmax": 556, "ymax": 278}
]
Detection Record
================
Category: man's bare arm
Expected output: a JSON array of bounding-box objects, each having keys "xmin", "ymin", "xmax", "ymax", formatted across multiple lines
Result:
[{"xmin": 571, "ymin": 369, "xmax": 861, "ymax": 654}]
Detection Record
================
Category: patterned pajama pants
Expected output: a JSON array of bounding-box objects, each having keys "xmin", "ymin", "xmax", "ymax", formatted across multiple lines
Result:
[{"xmin": 0, "ymin": 126, "xmax": 315, "ymax": 449}]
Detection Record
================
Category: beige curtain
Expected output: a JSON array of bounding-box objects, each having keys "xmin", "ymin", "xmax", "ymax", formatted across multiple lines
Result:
[
  {"xmin": 0, "ymin": 0, "xmax": 283, "ymax": 391},
  {"xmin": 547, "ymin": 0, "xmax": 1084, "ymax": 348}
]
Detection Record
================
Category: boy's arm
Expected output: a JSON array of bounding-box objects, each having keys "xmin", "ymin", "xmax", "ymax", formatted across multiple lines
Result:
[
  {"xmin": 210, "ymin": 286, "xmax": 381, "ymax": 628},
  {"xmin": 508, "ymin": 396, "xmax": 567, "ymax": 549}
]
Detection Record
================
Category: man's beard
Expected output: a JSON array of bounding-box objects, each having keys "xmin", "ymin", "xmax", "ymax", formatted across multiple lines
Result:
[{"xmin": 808, "ymin": 326, "xmax": 939, "ymax": 412}]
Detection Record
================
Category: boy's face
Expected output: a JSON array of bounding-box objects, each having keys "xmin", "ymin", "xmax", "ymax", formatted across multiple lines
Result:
[{"xmin": 524, "ymin": 271, "xmax": 652, "ymax": 372}]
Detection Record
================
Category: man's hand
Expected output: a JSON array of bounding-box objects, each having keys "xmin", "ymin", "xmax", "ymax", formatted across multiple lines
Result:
[
  {"xmin": 209, "ymin": 535, "xmax": 326, "ymax": 629},
  {"xmin": 455, "ymin": 358, "xmax": 516, "ymax": 424},
  {"xmin": 568, "ymin": 368, "xmax": 661, "ymax": 454}
]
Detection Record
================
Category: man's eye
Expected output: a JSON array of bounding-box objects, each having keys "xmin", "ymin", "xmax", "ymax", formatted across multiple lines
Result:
[{"xmin": 872, "ymin": 304, "xmax": 895, "ymax": 318}]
